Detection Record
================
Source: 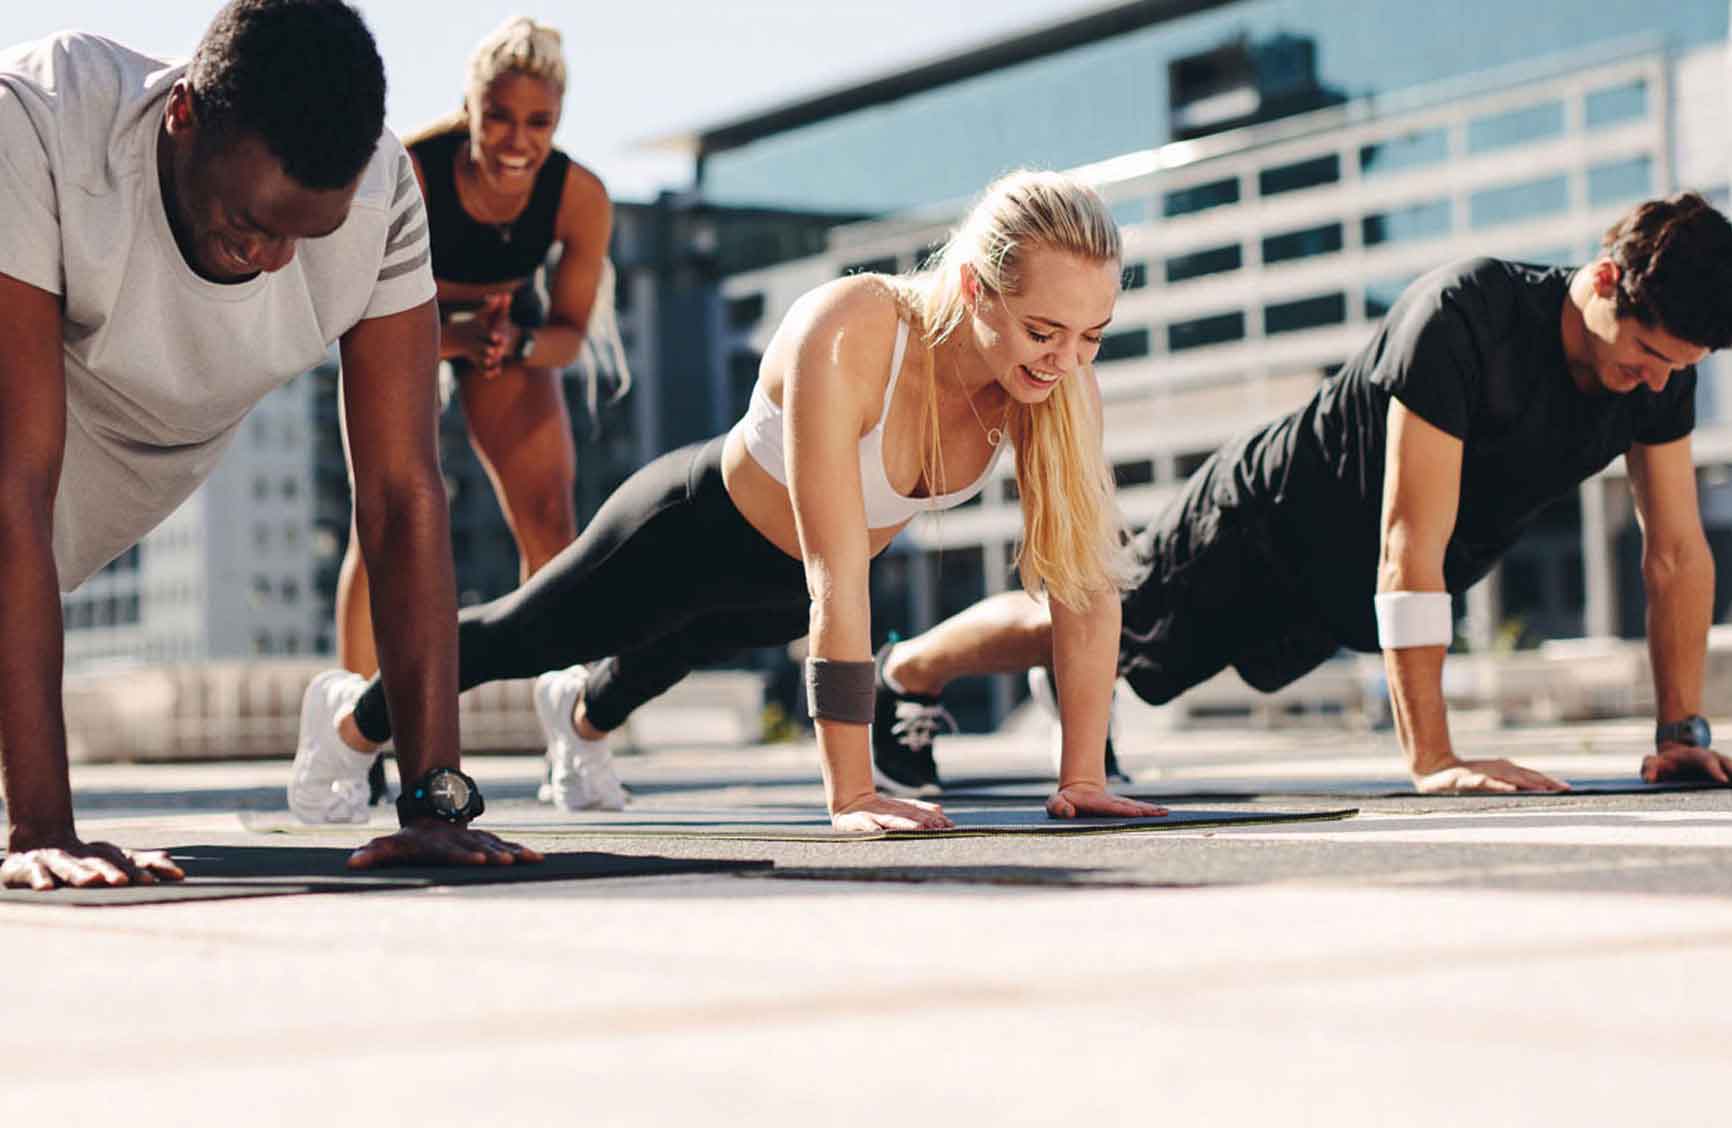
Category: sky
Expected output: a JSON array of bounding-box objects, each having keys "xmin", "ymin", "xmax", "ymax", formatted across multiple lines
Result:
[{"xmin": 0, "ymin": 0, "xmax": 1113, "ymax": 202}]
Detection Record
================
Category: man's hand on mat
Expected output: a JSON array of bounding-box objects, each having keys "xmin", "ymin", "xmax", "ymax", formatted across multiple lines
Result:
[
  {"xmin": 1046, "ymin": 784, "xmax": 1168, "ymax": 820},
  {"xmin": 347, "ymin": 822, "xmax": 544, "ymax": 870},
  {"xmin": 0, "ymin": 839, "xmax": 185, "ymax": 890},
  {"xmin": 1642, "ymin": 743, "xmax": 1732, "ymax": 786},
  {"xmin": 830, "ymin": 794, "xmax": 953, "ymax": 833},
  {"xmin": 1413, "ymin": 757, "xmax": 1571, "ymax": 794}
]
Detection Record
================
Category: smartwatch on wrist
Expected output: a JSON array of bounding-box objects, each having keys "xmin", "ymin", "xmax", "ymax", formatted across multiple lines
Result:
[
  {"xmin": 514, "ymin": 327, "xmax": 538, "ymax": 364},
  {"xmin": 396, "ymin": 767, "xmax": 485, "ymax": 826},
  {"xmin": 1655, "ymin": 714, "xmax": 1711, "ymax": 749}
]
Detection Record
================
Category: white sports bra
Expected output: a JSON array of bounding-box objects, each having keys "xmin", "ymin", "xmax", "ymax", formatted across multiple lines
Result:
[{"xmin": 732, "ymin": 320, "xmax": 1006, "ymax": 529}]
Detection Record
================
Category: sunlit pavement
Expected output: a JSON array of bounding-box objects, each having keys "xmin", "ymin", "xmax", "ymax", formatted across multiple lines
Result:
[{"xmin": 3, "ymin": 722, "xmax": 1728, "ymax": 1126}]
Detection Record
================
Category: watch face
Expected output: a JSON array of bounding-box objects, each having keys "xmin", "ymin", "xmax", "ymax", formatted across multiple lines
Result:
[
  {"xmin": 427, "ymin": 771, "xmax": 471, "ymax": 813},
  {"xmin": 1690, "ymin": 716, "xmax": 1712, "ymax": 747}
]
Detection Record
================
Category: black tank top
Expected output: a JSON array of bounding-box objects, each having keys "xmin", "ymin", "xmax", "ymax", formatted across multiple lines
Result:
[{"xmin": 409, "ymin": 130, "xmax": 571, "ymax": 285}]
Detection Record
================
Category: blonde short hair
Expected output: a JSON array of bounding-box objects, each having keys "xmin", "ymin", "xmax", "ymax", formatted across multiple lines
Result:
[
  {"xmin": 467, "ymin": 15, "xmax": 566, "ymax": 96},
  {"xmin": 888, "ymin": 170, "xmax": 1130, "ymax": 611}
]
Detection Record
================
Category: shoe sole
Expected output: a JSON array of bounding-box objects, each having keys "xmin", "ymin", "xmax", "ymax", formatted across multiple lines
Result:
[{"xmin": 288, "ymin": 671, "xmax": 368, "ymax": 825}]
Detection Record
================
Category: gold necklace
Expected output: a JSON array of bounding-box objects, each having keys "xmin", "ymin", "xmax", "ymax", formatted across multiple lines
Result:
[{"xmin": 953, "ymin": 368, "xmax": 1008, "ymax": 447}]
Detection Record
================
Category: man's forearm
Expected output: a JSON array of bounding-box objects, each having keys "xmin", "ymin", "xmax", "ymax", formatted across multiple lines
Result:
[
  {"xmin": 357, "ymin": 484, "xmax": 461, "ymax": 782},
  {"xmin": 1646, "ymin": 545, "xmax": 1713, "ymax": 723},
  {"xmin": 0, "ymin": 510, "xmax": 75, "ymax": 850},
  {"xmin": 1383, "ymin": 645, "xmax": 1455, "ymax": 776}
]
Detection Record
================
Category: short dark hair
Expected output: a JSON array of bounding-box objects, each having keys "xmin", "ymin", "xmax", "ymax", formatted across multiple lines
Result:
[
  {"xmin": 187, "ymin": 0, "xmax": 386, "ymax": 190},
  {"xmin": 1602, "ymin": 191, "xmax": 1732, "ymax": 351}
]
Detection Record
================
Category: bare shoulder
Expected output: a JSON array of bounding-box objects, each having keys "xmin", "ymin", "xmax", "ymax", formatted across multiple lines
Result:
[
  {"xmin": 559, "ymin": 157, "xmax": 612, "ymax": 217},
  {"xmin": 782, "ymin": 274, "xmax": 903, "ymax": 367}
]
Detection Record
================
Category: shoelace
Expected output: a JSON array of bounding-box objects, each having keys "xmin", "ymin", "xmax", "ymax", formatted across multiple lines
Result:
[{"xmin": 890, "ymin": 700, "xmax": 957, "ymax": 751}]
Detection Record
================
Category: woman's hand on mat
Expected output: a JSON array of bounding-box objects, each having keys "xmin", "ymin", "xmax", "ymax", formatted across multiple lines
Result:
[
  {"xmin": 0, "ymin": 839, "xmax": 184, "ymax": 890},
  {"xmin": 347, "ymin": 822, "xmax": 544, "ymax": 870},
  {"xmin": 1412, "ymin": 757, "xmax": 1570, "ymax": 794},
  {"xmin": 1046, "ymin": 784, "xmax": 1168, "ymax": 820},
  {"xmin": 830, "ymin": 794, "xmax": 953, "ymax": 833},
  {"xmin": 1642, "ymin": 743, "xmax": 1732, "ymax": 786}
]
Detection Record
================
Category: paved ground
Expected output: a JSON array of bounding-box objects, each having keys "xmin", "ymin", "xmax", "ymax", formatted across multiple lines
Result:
[{"xmin": 3, "ymin": 719, "xmax": 1729, "ymax": 1126}]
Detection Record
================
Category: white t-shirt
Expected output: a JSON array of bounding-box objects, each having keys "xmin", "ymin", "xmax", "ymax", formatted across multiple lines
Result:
[{"xmin": 0, "ymin": 32, "xmax": 435, "ymax": 589}]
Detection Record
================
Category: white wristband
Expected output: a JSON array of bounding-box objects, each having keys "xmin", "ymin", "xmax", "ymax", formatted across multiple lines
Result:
[{"xmin": 1373, "ymin": 591, "xmax": 1452, "ymax": 649}]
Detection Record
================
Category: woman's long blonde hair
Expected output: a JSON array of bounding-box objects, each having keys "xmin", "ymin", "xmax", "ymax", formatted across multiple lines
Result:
[{"xmin": 887, "ymin": 169, "xmax": 1132, "ymax": 611}]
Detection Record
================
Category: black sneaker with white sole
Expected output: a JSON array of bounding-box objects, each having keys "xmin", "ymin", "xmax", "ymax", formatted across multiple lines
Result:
[{"xmin": 871, "ymin": 643, "xmax": 952, "ymax": 795}]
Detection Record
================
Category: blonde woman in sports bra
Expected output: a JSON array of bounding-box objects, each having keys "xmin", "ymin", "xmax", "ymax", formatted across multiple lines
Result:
[{"xmin": 290, "ymin": 169, "xmax": 1167, "ymax": 832}]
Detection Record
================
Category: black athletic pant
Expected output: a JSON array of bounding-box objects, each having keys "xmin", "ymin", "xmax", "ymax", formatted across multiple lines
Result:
[
  {"xmin": 1117, "ymin": 447, "xmax": 1339, "ymax": 706},
  {"xmin": 351, "ymin": 436, "xmax": 810, "ymax": 743}
]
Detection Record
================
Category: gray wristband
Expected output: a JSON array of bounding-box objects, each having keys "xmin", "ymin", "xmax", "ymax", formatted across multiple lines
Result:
[{"xmin": 804, "ymin": 657, "xmax": 876, "ymax": 725}]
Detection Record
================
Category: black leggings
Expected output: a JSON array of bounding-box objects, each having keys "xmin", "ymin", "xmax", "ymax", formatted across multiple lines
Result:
[{"xmin": 351, "ymin": 436, "xmax": 810, "ymax": 742}]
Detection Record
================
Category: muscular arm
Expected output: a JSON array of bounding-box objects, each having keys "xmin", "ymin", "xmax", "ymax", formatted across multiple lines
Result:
[
  {"xmin": 0, "ymin": 274, "xmax": 184, "ymax": 888},
  {"xmin": 1627, "ymin": 437, "xmax": 1730, "ymax": 783},
  {"xmin": 518, "ymin": 164, "xmax": 611, "ymax": 370},
  {"xmin": 782, "ymin": 283, "xmax": 948, "ymax": 829},
  {"xmin": 338, "ymin": 300, "xmax": 460, "ymax": 782},
  {"xmin": 1378, "ymin": 400, "xmax": 1565, "ymax": 792},
  {"xmin": 0, "ymin": 273, "xmax": 73, "ymax": 851}
]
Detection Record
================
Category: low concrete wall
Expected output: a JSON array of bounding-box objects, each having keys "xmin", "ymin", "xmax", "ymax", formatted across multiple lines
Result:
[{"xmin": 61, "ymin": 662, "xmax": 768, "ymax": 764}]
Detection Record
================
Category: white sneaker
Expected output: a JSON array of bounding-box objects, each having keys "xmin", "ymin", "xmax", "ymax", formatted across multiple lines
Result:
[
  {"xmin": 533, "ymin": 666, "xmax": 627, "ymax": 811},
  {"xmin": 288, "ymin": 670, "xmax": 376, "ymax": 824},
  {"xmin": 1028, "ymin": 666, "xmax": 1130, "ymax": 783}
]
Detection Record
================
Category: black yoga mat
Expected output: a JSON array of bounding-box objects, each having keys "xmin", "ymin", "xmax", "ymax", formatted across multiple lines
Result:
[
  {"xmin": 0, "ymin": 844, "xmax": 772, "ymax": 907},
  {"xmin": 483, "ymin": 805, "xmax": 1359, "ymax": 842}
]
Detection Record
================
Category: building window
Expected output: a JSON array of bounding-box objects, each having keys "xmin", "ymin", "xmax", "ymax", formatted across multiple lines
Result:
[
  {"xmin": 1265, "ymin": 293, "xmax": 1347, "ymax": 335},
  {"xmin": 1259, "ymin": 154, "xmax": 1339, "ymax": 197},
  {"xmin": 253, "ymin": 476, "xmax": 269, "ymax": 501},
  {"xmin": 1587, "ymin": 156, "xmax": 1652, "ymax": 208},
  {"xmin": 1112, "ymin": 460, "xmax": 1155, "ymax": 488},
  {"xmin": 1163, "ymin": 177, "xmax": 1239, "ymax": 217},
  {"xmin": 281, "ymin": 578, "xmax": 300, "ymax": 605},
  {"xmin": 1362, "ymin": 199, "xmax": 1451, "ymax": 247},
  {"xmin": 254, "ymin": 631, "xmax": 272, "ymax": 655},
  {"xmin": 1121, "ymin": 262, "xmax": 1148, "ymax": 291},
  {"xmin": 839, "ymin": 255, "xmax": 897, "ymax": 278},
  {"xmin": 251, "ymin": 575, "xmax": 271, "ymax": 607},
  {"xmin": 254, "ymin": 524, "xmax": 270, "ymax": 550},
  {"xmin": 1467, "ymin": 100, "xmax": 1564, "ymax": 154},
  {"xmin": 1095, "ymin": 329, "xmax": 1151, "ymax": 364},
  {"xmin": 1262, "ymin": 222, "xmax": 1342, "ymax": 265},
  {"xmin": 1585, "ymin": 79, "xmax": 1647, "ymax": 129},
  {"xmin": 1168, "ymin": 311, "xmax": 1245, "ymax": 352},
  {"xmin": 1166, "ymin": 243, "xmax": 1242, "ymax": 284},
  {"xmin": 1365, "ymin": 276, "xmax": 1417, "ymax": 320},
  {"xmin": 1469, "ymin": 174, "xmax": 1568, "ymax": 229},
  {"xmin": 281, "ymin": 477, "xmax": 298, "ymax": 500},
  {"xmin": 726, "ymin": 292, "xmax": 765, "ymax": 329},
  {"xmin": 1360, "ymin": 128, "xmax": 1448, "ymax": 178},
  {"xmin": 1111, "ymin": 197, "xmax": 1149, "ymax": 227}
]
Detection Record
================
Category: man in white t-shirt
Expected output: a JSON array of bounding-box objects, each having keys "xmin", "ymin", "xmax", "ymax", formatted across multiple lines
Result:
[{"xmin": 0, "ymin": 0, "xmax": 541, "ymax": 889}]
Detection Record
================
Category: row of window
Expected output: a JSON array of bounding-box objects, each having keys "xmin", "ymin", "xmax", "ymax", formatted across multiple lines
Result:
[
  {"xmin": 250, "ymin": 575, "xmax": 304, "ymax": 607},
  {"xmin": 1155, "ymin": 78, "xmax": 1648, "ymax": 220},
  {"xmin": 252, "ymin": 475, "xmax": 304, "ymax": 502},
  {"xmin": 63, "ymin": 594, "xmax": 142, "ymax": 631},
  {"xmin": 1150, "ymin": 157, "xmax": 1651, "ymax": 287},
  {"xmin": 252, "ymin": 631, "xmax": 307, "ymax": 656}
]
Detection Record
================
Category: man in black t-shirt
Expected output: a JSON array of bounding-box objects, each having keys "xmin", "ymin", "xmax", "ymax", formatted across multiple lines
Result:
[{"xmin": 873, "ymin": 192, "xmax": 1732, "ymax": 795}]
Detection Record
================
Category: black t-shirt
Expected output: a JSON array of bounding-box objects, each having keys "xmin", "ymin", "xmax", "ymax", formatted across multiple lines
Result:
[{"xmin": 1224, "ymin": 257, "xmax": 1696, "ymax": 649}]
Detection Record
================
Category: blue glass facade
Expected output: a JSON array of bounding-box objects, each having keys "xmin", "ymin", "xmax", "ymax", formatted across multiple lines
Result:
[{"xmin": 699, "ymin": 0, "xmax": 1725, "ymax": 214}]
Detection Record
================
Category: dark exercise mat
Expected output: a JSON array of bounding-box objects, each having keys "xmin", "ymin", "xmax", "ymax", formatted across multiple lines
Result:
[
  {"xmin": 0, "ymin": 845, "xmax": 772, "ymax": 907},
  {"xmin": 486, "ymin": 805, "xmax": 1359, "ymax": 842},
  {"xmin": 938, "ymin": 776, "xmax": 1729, "ymax": 802}
]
